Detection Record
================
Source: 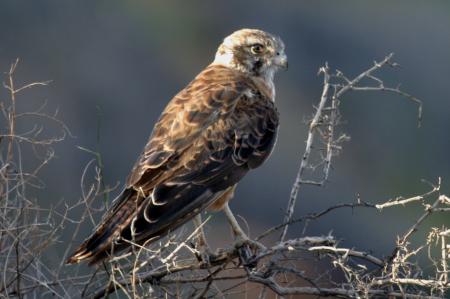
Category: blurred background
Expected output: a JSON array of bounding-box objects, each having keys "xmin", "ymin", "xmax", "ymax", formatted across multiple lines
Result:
[{"xmin": 1, "ymin": 0, "xmax": 449, "ymax": 279}]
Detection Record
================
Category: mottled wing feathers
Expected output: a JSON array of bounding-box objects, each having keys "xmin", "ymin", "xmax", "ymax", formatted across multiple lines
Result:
[
  {"xmin": 127, "ymin": 65, "xmax": 247, "ymax": 188},
  {"xmin": 67, "ymin": 64, "xmax": 279, "ymax": 264}
]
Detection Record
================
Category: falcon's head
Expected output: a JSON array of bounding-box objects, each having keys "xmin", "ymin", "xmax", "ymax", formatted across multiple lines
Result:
[{"xmin": 213, "ymin": 29, "xmax": 288, "ymax": 80}]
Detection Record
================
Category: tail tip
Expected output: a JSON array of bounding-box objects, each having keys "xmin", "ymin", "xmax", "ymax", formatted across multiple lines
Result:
[{"xmin": 66, "ymin": 249, "xmax": 91, "ymax": 265}]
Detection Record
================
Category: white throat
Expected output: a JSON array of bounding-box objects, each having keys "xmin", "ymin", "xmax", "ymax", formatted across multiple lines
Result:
[{"xmin": 262, "ymin": 68, "xmax": 276, "ymax": 100}]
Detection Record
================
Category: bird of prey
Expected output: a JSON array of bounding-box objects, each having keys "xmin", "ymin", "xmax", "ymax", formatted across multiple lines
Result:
[{"xmin": 67, "ymin": 28, "xmax": 287, "ymax": 265}]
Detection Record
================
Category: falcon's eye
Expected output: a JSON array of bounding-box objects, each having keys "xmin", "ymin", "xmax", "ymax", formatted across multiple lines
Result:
[{"xmin": 250, "ymin": 43, "xmax": 264, "ymax": 54}]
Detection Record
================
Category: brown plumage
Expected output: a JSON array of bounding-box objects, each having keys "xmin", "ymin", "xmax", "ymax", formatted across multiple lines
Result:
[{"xmin": 67, "ymin": 28, "xmax": 287, "ymax": 265}]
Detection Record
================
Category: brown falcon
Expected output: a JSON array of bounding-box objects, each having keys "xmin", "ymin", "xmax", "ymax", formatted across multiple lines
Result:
[{"xmin": 67, "ymin": 28, "xmax": 287, "ymax": 265}]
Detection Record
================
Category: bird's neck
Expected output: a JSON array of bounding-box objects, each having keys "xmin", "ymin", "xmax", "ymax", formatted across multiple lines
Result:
[
  {"xmin": 212, "ymin": 53, "xmax": 276, "ymax": 101},
  {"xmin": 259, "ymin": 69, "xmax": 276, "ymax": 101},
  {"xmin": 252, "ymin": 75, "xmax": 276, "ymax": 101}
]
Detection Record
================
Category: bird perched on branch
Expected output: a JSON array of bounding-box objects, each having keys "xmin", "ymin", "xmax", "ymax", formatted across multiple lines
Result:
[{"xmin": 67, "ymin": 28, "xmax": 287, "ymax": 265}]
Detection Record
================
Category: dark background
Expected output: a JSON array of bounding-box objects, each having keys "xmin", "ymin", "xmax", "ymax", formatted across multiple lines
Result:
[{"xmin": 1, "ymin": 0, "xmax": 449, "ymax": 271}]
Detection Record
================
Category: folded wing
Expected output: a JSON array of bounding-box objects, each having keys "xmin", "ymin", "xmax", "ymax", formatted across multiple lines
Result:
[{"xmin": 66, "ymin": 65, "xmax": 279, "ymax": 265}]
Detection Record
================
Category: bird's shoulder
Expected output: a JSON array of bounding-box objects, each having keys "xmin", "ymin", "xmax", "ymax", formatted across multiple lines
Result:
[{"xmin": 170, "ymin": 64, "xmax": 277, "ymax": 107}]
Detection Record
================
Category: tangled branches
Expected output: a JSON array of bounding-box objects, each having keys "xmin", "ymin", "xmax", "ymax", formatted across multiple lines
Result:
[
  {"xmin": 0, "ymin": 60, "xmax": 73, "ymax": 297},
  {"xmin": 89, "ymin": 180, "xmax": 449, "ymax": 298}
]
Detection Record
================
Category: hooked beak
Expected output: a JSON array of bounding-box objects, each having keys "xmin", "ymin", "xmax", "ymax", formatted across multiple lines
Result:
[{"xmin": 275, "ymin": 52, "xmax": 288, "ymax": 70}]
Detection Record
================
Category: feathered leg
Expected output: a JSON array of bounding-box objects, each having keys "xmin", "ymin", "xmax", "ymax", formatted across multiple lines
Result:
[
  {"xmin": 223, "ymin": 202, "xmax": 249, "ymax": 241},
  {"xmin": 223, "ymin": 202, "xmax": 266, "ymax": 269}
]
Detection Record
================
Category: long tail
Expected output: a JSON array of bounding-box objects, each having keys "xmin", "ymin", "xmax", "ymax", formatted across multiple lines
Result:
[{"xmin": 66, "ymin": 188, "xmax": 141, "ymax": 265}]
